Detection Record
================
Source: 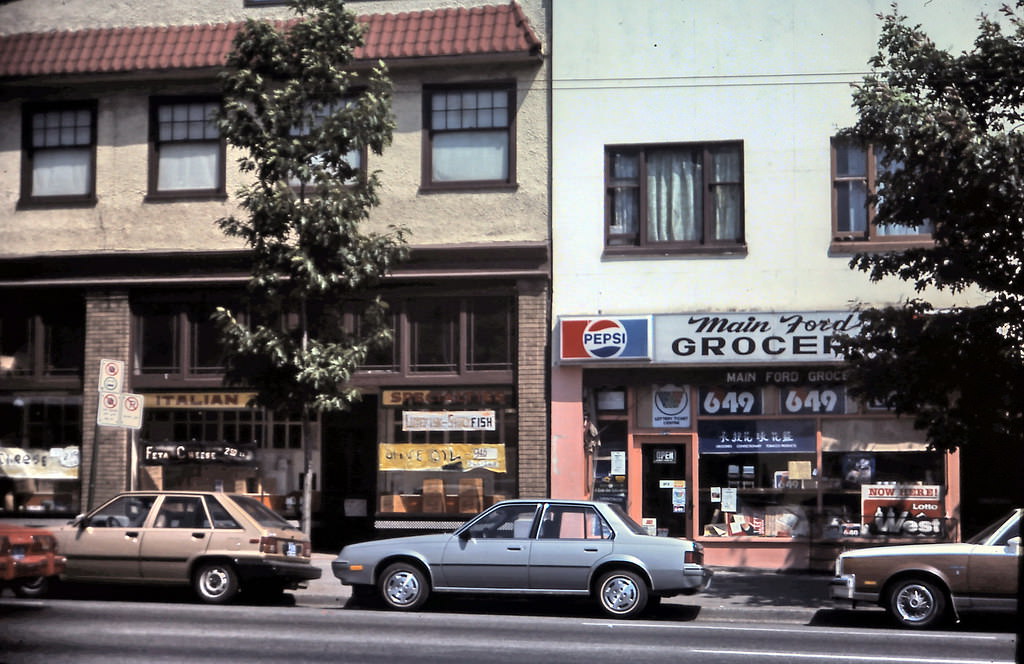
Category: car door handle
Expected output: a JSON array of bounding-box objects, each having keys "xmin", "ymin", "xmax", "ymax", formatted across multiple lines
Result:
[
  {"xmin": 192, "ymin": 532, "xmax": 206, "ymax": 539},
  {"xmin": 126, "ymin": 531, "xmax": 139, "ymax": 539},
  {"xmin": 507, "ymin": 545, "xmax": 523, "ymax": 551},
  {"xmin": 584, "ymin": 547, "xmax": 599, "ymax": 552}
]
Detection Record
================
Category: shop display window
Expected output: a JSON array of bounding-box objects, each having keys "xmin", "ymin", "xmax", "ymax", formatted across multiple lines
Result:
[
  {"xmin": 0, "ymin": 395, "xmax": 81, "ymax": 514},
  {"xmin": 377, "ymin": 402, "xmax": 517, "ymax": 515}
]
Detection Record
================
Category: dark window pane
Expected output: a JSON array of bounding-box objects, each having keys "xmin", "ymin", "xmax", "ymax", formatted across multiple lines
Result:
[
  {"xmin": 469, "ymin": 298, "xmax": 512, "ymax": 371},
  {"xmin": 409, "ymin": 301, "xmax": 457, "ymax": 372}
]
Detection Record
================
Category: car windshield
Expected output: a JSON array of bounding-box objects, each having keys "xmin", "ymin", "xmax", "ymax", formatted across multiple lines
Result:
[
  {"xmin": 966, "ymin": 510, "xmax": 1020, "ymax": 545},
  {"xmin": 230, "ymin": 495, "xmax": 296, "ymax": 529},
  {"xmin": 606, "ymin": 503, "xmax": 647, "ymax": 535}
]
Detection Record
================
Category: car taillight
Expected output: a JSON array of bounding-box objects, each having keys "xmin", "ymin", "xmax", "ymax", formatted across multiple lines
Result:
[
  {"xmin": 30, "ymin": 535, "xmax": 56, "ymax": 553},
  {"xmin": 685, "ymin": 547, "xmax": 703, "ymax": 565},
  {"xmin": 259, "ymin": 536, "xmax": 279, "ymax": 554}
]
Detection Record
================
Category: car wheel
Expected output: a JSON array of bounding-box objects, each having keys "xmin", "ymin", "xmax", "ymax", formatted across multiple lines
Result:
[
  {"xmin": 193, "ymin": 562, "xmax": 240, "ymax": 605},
  {"xmin": 887, "ymin": 577, "xmax": 947, "ymax": 628},
  {"xmin": 596, "ymin": 569, "xmax": 649, "ymax": 619},
  {"xmin": 12, "ymin": 576, "xmax": 49, "ymax": 599},
  {"xmin": 379, "ymin": 562, "xmax": 429, "ymax": 611}
]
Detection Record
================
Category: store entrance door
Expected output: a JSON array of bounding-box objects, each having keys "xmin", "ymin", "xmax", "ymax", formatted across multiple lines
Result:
[
  {"xmin": 320, "ymin": 396, "xmax": 378, "ymax": 550},
  {"xmin": 641, "ymin": 444, "xmax": 689, "ymax": 538}
]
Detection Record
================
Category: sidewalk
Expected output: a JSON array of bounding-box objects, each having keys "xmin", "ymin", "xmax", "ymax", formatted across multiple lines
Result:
[{"xmin": 297, "ymin": 553, "xmax": 834, "ymax": 623}]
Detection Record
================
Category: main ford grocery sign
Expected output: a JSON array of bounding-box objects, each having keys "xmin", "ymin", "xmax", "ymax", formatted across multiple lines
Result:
[{"xmin": 559, "ymin": 312, "xmax": 861, "ymax": 364}]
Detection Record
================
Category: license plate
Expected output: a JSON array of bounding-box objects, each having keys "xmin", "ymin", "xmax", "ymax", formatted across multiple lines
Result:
[{"xmin": 284, "ymin": 541, "xmax": 299, "ymax": 557}]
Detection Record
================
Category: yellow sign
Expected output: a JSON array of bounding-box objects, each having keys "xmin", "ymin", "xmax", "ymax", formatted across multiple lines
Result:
[
  {"xmin": 143, "ymin": 392, "xmax": 259, "ymax": 409},
  {"xmin": 378, "ymin": 443, "xmax": 506, "ymax": 473}
]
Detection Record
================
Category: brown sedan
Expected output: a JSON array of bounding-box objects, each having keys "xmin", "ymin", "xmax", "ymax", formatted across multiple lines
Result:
[{"xmin": 830, "ymin": 508, "xmax": 1020, "ymax": 628}]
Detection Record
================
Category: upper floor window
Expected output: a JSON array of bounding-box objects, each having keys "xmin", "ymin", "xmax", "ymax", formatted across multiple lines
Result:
[
  {"xmin": 148, "ymin": 97, "xmax": 225, "ymax": 200},
  {"xmin": 20, "ymin": 101, "xmax": 97, "ymax": 207},
  {"xmin": 423, "ymin": 83, "xmax": 515, "ymax": 189},
  {"xmin": 0, "ymin": 295, "xmax": 84, "ymax": 380},
  {"xmin": 133, "ymin": 297, "xmax": 230, "ymax": 383},
  {"xmin": 605, "ymin": 142, "xmax": 744, "ymax": 254},
  {"xmin": 288, "ymin": 100, "xmax": 365, "ymax": 191},
  {"xmin": 832, "ymin": 138, "xmax": 933, "ymax": 243}
]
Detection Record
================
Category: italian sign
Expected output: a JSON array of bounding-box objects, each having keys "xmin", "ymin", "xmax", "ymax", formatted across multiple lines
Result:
[
  {"xmin": 378, "ymin": 443, "xmax": 506, "ymax": 473},
  {"xmin": 402, "ymin": 410, "xmax": 496, "ymax": 432},
  {"xmin": 143, "ymin": 392, "xmax": 258, "ymax": 409},
  {"xmin": 861, "ymin": 484, "xmax": 944, "ymax": 537},
  {"xmin": 0, "ymin": 446, "xmax": 80, "ymax": 479}
]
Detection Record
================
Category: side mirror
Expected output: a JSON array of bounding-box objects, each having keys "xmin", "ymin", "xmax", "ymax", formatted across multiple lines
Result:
[
  {"xmin": 1007, "ymin": 536, "xmax": 1020, "ymax": 555},
  {"xmin": 70, "ymin": 514, "xmax": 87, "ymax": 528},
  {"xmin": 458, "ymin": 529, "xmax": 472, "ymax": 541}
]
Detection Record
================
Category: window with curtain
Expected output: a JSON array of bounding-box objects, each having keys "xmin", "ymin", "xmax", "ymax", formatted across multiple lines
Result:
[
  {"xmin": 424, "ymin": 84, "xmax": 514, "ymax": 188},
  {"xmin": 832, "ymin": 138, "xmax": 933, "ymax": 241},
  {"xmin": 20, "ymin": 102, "xmax": 97, "ymax": 205},
  {"xmin": 605, "ymin": 142, "xmax": 744, "ymax": 252},
  {"xmin": 149, "ymin": 97, "xmax": 224, "ymax": 198}
]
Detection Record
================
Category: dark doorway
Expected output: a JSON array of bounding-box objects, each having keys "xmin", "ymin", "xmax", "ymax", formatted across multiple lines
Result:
[
  {"xmin": 641, "ymin": 444, "xmax": 689, "ymax": 538},
  {"xmin": 317, "ymin": 396, "xmax": 378, "ymax": 551}
]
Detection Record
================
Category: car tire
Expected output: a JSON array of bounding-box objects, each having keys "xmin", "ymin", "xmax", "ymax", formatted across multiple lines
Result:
[
  {"xmin": 193, "ymin": 562, "xmax": 240, "ymax": 605},
  {"xmin": 596, "ymin": 569, "xmax": 649, "ymax": 619},
  {"xmin": 379, "ymin": 562, "xmax": 430, "ymax": 611},
  {"xmin": 12, "ymin": 576, "xmax": 49, "ymax": 599},
  {"xmin": 887, "ymin": 577, "xmax": 947, "ymax": 628}
]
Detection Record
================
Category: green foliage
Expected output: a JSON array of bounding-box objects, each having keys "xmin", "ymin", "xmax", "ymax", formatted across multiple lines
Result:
[
  {"xmin": 835, "ymin": 5, "xmax": 1024, "ymax": 453},
  {"xmin": 215, "ymin": 0, "xmax": 408, "ymax": 415}
]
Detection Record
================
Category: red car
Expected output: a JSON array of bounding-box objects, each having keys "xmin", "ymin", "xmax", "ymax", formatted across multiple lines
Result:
[{"xmin": 0, "ymin": 523, "xmax": 66, "ymax": 598}]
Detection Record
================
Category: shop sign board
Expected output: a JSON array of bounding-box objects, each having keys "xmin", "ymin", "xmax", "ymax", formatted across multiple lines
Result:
[
  {"xmin": 378, "ymin": 443, "xmax": 506, "ymax": 473},
  {"xmin": 142, "ymin": 443, "xmax": 255, "ymax": 466},
  {"xmin": 144, "ymin": 392, "xmax": 258, "ymax": 409},
  {"xmin": 861, "ymin": 484, "xmax": 945, "ymax": 537},
  {"xmin": 656, "ymin": 312, "xmax": 861, "ymax": 364},
  {"xmin": 0, "ymin": 446, "xmax": 80, "ymax": 479},
  {"xmin": 652, "ymin": 384, "xmax": 691, "ymax": 427},
  {"xmin": 382, "ymin": 388, "xmax": 513, "ymax": 408},
  {"xmin": 698, "ymin": 419, "xmax": 817, "ymax": 454},
  {"xmin": 402, "ymin": 410, "xmax": 496, "ymax": 431},
  {"xmin": 559, "ymin": 316, "xmax": 652, "ymax": 361}
]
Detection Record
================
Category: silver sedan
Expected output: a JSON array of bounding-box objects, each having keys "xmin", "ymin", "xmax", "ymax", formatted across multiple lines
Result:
[{"xmin": 332, "ymin": 499, "xmax": 712, "ymax": 618}]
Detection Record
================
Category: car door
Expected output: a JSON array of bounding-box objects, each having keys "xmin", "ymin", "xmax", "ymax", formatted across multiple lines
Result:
[
  {"xmin": 139, "ymin": 495, "xmax": 213, "ymax": 582},
  {"xmin": 440, "ymin": 502, "xmax": 539, "ymax": 589},
  {"xmin": 61, "ymin": 495, "xmax": 156, "ymax": 580},
  {"xmin": 529, "ymin": 504, "xmax": 613, "ymax": 591},
  {"xmin": 965, "ymin": 512, "xmax": 1020, "ymax": 607}
]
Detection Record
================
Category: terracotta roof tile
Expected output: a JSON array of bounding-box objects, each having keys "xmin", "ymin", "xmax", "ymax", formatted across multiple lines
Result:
[{"xmin": 0, "ymin": 2, "xmax": 542, "ymax": 79}]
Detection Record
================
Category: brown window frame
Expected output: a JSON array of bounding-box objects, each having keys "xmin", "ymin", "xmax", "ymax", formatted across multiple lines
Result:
[
  {"xmin": 132, "ymin": 296, "xmax": 234, "ymax": 386},
  {"xmin": 830, "ymin": 137, "xmax": 933, "ymax": 252},
  {"xmin": 146, "ymin": 96, "xmax": 226, "ymax": 202},
  {"xmin": 18, "ymin": 101, "xmax": 98, "ymax": 208},
  {"xmin": 421, "ymin": 82, "xmax": 517, "ymax": 191},
  {"xmin": 603, "ymin": 141, "xmax": 746, "ymax": 257},
  {"xmin": 0, "ymin": 294, "xmax": 84, "ymax": 384}
]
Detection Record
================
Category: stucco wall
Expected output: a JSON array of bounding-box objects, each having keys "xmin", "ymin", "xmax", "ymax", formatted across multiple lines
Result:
[{"xmin": 0, "ymin": 0, "xmax": 549, "ymax": 258}]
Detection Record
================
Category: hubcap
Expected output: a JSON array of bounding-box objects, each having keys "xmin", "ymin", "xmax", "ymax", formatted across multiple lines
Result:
[
  {"xmin": 202, "ymin": 568, "xmax": 228, "ymax": 596},
  {"xmin": 385, "ymin": 571, "xmax": 420, "ymax": 606},
  {"xmin": 602, "ymin": 576, "xmax": 639, "ymax": 613},
  {"xmin": 895, "ymin": 584, "xmax": 933, "ymax": 622}
]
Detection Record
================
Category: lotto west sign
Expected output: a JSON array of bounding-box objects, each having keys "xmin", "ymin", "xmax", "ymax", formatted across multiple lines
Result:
[{"xmin": 559, "ymin": 316, "xmax": 652, "ymax": 362}]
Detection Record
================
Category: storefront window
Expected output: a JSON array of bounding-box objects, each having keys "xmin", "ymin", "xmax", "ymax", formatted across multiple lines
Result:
[
  {"xmin": 376, "ymin": 388, "xmax": 517, "ymax": 515},
  {"xmin": 0, "ymin": 395, "xmax": 81, "ymax": 514}
]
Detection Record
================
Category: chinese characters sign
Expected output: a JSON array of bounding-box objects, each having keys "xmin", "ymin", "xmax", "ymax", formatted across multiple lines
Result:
[{"xmin": 698, "ymin": 419, "xmax": 817, "ymax": 454}]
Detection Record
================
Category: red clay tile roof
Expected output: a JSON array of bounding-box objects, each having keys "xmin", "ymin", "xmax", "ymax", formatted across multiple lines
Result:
[{"xmin": 0, "ymin": 2, "xmax": 542, "ymax": 79}]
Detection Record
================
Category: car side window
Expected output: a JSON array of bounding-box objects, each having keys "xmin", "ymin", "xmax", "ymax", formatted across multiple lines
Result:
[
  {"xmin": 204, "ymin": 496, "xmax": 241, "ymax": 529},
  {"xmin": 538, "ymin": 506, "xmax": 612, "ymax": 540},
  {"xmin": 89, "ymin": 496, "xmax": 156, "ymax": 528},
  {"xmin": 153, "ymin": 497, "xmax": 210, "ymax": 529},
  {"xmin": 464, "ymin": 503, "xmax": 539, "ymax": 539}
]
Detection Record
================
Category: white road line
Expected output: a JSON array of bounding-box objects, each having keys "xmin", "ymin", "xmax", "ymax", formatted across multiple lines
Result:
[
  {"xmin": 579, "ymin": 621, "xmax": 1005, "ymax": 641},
  {"xmin": 689, "ymin": 649, "xmax": 1012, "ymax": 664}
]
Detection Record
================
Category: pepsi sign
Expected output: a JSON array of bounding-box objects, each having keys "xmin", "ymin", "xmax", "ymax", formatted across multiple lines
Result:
[{"xmin": 559, "ymin": 316, "xmax": 652, "ymax": 361}]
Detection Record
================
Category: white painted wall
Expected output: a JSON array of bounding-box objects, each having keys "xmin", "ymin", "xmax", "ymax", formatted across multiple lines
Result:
[{"xmin": 551, "ymin": 0, "xmax": 1001, "ymax": 318}]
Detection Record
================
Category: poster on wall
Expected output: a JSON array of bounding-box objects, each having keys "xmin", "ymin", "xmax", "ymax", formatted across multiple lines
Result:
[
  {"xmin": 652, "ymin": 384, "xmax": 691, "ymax": 427},
  {"xmin": 861, "ymin": 484, "xmax": 944, "ymax": 537},
  {"xmin": 378, "ymin": 443, "xmax": 507, "ymax": 473}
]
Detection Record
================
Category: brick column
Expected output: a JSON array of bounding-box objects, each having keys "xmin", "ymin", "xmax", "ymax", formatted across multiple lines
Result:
[
  {"xmin": 516, "ymin": 278, "xmax": 550, "ymax": 498},
  {"xmin": 81, "ymin": 290, "xmax": 132, "ymax": 511}
]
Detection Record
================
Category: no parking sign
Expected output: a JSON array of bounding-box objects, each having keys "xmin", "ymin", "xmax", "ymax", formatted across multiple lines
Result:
[{"xmin": 96, "ymin": 359, "xmax": 143, "ymax": 429}]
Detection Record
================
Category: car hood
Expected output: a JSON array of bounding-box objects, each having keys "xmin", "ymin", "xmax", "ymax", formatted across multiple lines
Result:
[
  {"xmin": 842, "ymin": 542, "xmax": 975, "ymax": 559},
  {"xmin": 336, "ymin": 533, "xmax": 452, "ymax": 558}
]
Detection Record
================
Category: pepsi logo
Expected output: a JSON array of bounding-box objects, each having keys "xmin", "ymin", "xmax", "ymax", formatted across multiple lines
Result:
[{"xmin": 583, "ymin": 319, "xmax": 629, "ymax": 358}]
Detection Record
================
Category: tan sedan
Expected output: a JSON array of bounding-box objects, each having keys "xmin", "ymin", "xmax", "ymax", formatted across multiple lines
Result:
[
  {"xmin": 55, "ymin": 491, "xmax": 320, "ymax": 604},
  {"xmin": 830, "ymin": 508, "xmax": 1020, "ymax": 628}
]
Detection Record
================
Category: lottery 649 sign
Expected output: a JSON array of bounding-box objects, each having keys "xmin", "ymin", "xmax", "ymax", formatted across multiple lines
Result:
[{"xmin": 97, "ymin": 391, "xmax": 144, "ymax": 429}]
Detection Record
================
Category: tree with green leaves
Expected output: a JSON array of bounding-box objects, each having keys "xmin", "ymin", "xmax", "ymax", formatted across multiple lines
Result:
[
  {"xmin": 835, "ymin": 5, "xmax": 1024, "ymax": 648},
  {"xmin": 215, "ymin": 0, "xmax": 408, "ymax": 536}
]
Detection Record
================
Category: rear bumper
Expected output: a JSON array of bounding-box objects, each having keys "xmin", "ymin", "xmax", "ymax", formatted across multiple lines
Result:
[
  {"xmin": 654, "ymin": 565, "xmax": 714, "ymax": 596},
  {"xmin": 233, "ymin": 557, "xmax": 322, "ymax": 588}
]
